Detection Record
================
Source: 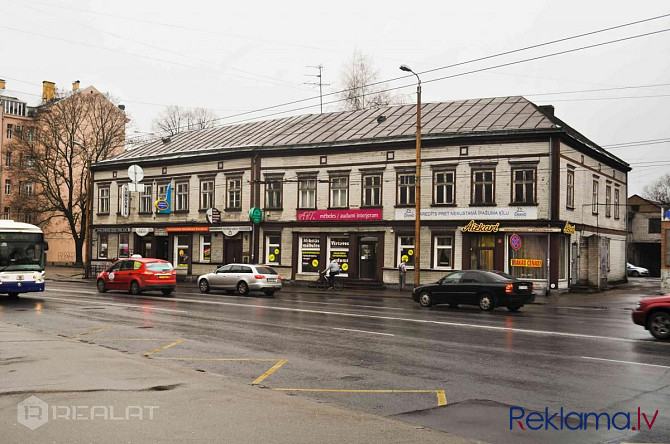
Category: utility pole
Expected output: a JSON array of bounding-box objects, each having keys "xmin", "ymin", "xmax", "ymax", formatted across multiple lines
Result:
[{"xmin": 304, "ymin": 64, "xmax": 330, "ymax": 114}]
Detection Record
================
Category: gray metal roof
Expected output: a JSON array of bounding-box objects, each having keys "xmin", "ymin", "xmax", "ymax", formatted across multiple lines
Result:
[{"xmin": 100, "ymin": 96, "xmax": 628, "ymax": 169}]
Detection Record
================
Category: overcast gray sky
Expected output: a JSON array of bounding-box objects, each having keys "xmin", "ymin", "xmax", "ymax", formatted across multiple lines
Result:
[{"xmin": 2, "ymin": 0, "xmax": 669, "ymax": 196}]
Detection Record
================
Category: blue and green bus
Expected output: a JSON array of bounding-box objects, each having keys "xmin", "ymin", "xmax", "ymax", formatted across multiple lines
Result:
[{"xmin": 0, "ymin": 220, "xmax": 47, "ymax": 297}]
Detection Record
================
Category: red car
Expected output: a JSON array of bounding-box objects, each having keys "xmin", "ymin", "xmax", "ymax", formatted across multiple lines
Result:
[
  {"xmin": 632, "ymin": 295, "xmax": 670, "ymax": 340},
  {"xmin": 97, "ymin": 258, "xmax": 176, "ymax": 296}
]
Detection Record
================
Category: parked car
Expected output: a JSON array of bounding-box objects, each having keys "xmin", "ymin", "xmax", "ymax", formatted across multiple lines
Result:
[
  {"xmin": 627, "ymin": 263, "xmax": 650, "ymax": 277},
  {"xmin": 411, "ymin": 270, "xmax": 535, "ymax": 311},
  {"xmin": 97, "ymin": 258, "xmax": 176, "ymax": 296},
  {"xmin": 198, "ymin": 263, "xmax": 282, "ymax": 296},
  {"xmin": 632, "ymin": 295, "xmax": 670, "ymax": 340}
]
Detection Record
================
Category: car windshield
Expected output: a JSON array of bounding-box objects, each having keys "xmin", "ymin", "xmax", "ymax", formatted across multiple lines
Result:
[
  {"xmin": 256, "ymin": 266, "xmax": 277, "ymax": 275},
  {"xmin": 146, "ymin": 262, "xmax": 173, "ymax": 272}
]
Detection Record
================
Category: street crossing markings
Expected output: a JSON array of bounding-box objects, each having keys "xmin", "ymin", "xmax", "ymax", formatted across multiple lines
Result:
[
  {"xmin": 143, "ymin": 339, "xmax": 185, "ymax": 356},
  {"xmin": 273, "ymin": 388, "xmax": 447, "ymax": 407},
  {"xmin": 71, "ymin": 325, "xmax": 115, "ymax": 338}
]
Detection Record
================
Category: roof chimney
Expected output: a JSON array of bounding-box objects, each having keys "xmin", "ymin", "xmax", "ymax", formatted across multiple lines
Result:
[
  {"xmin": 539, "ymin": 104, "xmax": 554, "ymax": 116},
  {"xmin": 72, "ymin": 80, "xmax": 80, "ymax": 91},
  {"xmin": 0, "ymin": 79, "xmax": 5, "ymax": 90},
  {"xmin": 42, "ymin": 80, "xmax": 56, "ymax": 102}
]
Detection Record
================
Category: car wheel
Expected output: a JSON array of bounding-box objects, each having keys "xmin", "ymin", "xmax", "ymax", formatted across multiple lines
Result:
[
  {"xmin": 129, "ymin": 281, "xmax": 142, "ymax": 295},
  {"xmin": 507, "ymin": 305, "xmax": 522, "ymax": 312},
  {"xmin": 631, "ymin": 270, "xmax": 639, "ymax": 277},
  {"xmin": 264, "ymin": 289, "xmax": 276, "ymax": 296},
  {"xmin": 162, "ymin": 289, "xmax": 173, "ymax": 296},
  {"xmin": 647, "ymin": 311, "xmax": 670, "ymax": 340},
  {"xmin": 199, "ymin": 279, "xmax": 210, "ymax": 293},
  {"xmin": 418, "ymin": 291, "xmax": 432, "ymax": 307},
  {"xmin": 479, "ymin": 294, "xmax": 494, "ymax": 311},
  {"xmin": 237, "ymin": 281, "xmax": 249, "ymax": 296},
  {"xmin": 96, "ymin": 279, "xmax": 107, "ymax": 293}
]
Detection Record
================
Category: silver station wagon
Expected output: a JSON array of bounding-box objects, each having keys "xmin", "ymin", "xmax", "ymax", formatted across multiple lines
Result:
[{"xmin": 198, "ymin": 263, "xmax": 282, "ymax": 296}]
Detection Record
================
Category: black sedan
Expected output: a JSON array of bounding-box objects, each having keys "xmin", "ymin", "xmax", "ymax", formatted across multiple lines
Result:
[{"xmin": 412, "ymin": 270, "xmax": 535, "ymax": 312}]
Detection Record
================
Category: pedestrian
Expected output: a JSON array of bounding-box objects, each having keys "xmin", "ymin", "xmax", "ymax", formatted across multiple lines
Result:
[
  {"xmin": 322, "ymin": 259, "xmax": 341, "ymax": 289},
  {"xmin": 398, "ymin": 258, "xmax": 407, "ymax": 291}
]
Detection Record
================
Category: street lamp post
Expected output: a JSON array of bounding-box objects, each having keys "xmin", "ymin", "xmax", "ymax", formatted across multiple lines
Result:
[{"xmin": 399, "ymin": 64, "xmax": 422, "ymax": 286}]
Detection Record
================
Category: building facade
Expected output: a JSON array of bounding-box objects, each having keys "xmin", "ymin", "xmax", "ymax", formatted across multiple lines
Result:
[
  {"xmin": 90, "ymin": 97, "xmax": 630, "ymax": 293},
  {"xmin": 662, "ymin": 209, "xmax": 670, "ymax": 293},
  {"xmin": 627, "ymin": 194, "xmax": 662, "ymax": 277}
]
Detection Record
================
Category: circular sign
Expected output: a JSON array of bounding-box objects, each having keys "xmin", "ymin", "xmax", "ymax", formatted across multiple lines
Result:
[
  {"xmin": 401, "ymin": 254, "xmax": 409, "ymax": 263},
  {"xmin": 109, "ymin": 272, "xmax": 115, "ymax": 281},
  {"xmin": 179, "ymin": 249, "xmax": 184, "ymax": 255},
  {"xmin": 408, "ymin": 249, "xmax": 414, "ymax": 256},
  {"xmin": 268, "ymin": 254, "xmax": 276, "ymax": 262},
  {"xmin": 312, "ymin": 259, "xmax": 319, "ymax": 268},
  {"xmin": 249, "ymin": 207, "xmax": 263, "ymax": 224},
  {"xmin": 155, "ymin": 199, "xmax": 169, "ymax": 211},
  {"xmin": 510, "ymin": 234, "xmax": 522, "ymax": 250},
  {"xmin": 342, "ymin": 263, "xmax": 349, "ymax": 271},
  {"xmin": 274, "ymin": 248, "xmax": 280, "ymax": 255},
  {"xmin": 127, "ymin": 164, "xmax": 144, "ymax": 182}
]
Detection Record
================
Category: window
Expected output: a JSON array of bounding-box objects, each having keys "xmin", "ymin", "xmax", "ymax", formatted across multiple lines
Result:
[
  {"xmin": 649, "ymin": 218, "xmax": 661, "ymax": 234},
  {"xmin": 200, "ymin": 234, "xmax": 211, "ymax": 263},
  {"xmin": 6, "ymin": 124, "xmax": 12, "ymax": 140},
  {"xmin": 176, "ymin": 181, "xmax": 189, "ymax": 211},
  {"xmin": 566, "ymin": 169, "xmax": 575, "ymax": 209},
  {"xmin": 509, "ymin": 234, "xmax": 547, "ymax": 280},
  {"xmin": 2, "ymin": 207, "xmax": 9, "ymax": 220},
  {"xmin": 362, "ymin": 174, "xmax": 381, "ymax": 207},
  {"xmin": 472, "ymin": 169, "xmax": 495, "ymax": 205},
  {"xmin": 265, "ymin": 177, "xmax": 282, "ymax": 209},
  {"xmin": 5, "ymin": 151, "xmax": 11, "ymax": 167},
  {"xmin": 434, "ymin": 171, "xmax": 455, "ymax": 205},
  {"xmin": 117, "ymin": 184, "xmax": 127, "ymax": 215},
  {"xmin": 157, "ymin": 183, "xmax": 169, "ymax": 200},
  {"xmin": 614, "ymin": 188, "xmax": 620, "ymax": 219},
  {"xmin": 98, "ymin": 186, "xmax": 110, "ymax": 214},
  {"xmin": 266, "ymin": 235, "xmax": 281, "ymax": 264},
  {"xmin": 592, "ymin": 179, "xmax": 599, "ymax": 214},
  {"xmin": 397, "ymin": 173, "xmax": 415, "ymax": 206},
  {"xmin": 330, "ymin": 176, "xmax": 348, "ymax": 208},
  {"xmin": 98, "ymin": 233, "xmax": 109, "ymax": 259},
  {"xmin": 139, "ymin": 184, "xmax": 153, "ymax": 213},
  {"xmin": 666, "ymin": 230, "xmax": 670, "ymax": 267},
  {"xmin": 24, "ymin": 181, "xmax": 33, "ymax": 196},
  {"xmin": 24, "ymin": 213, "xmax": 33, "ymax": 224},
  {"xmin": 4, "ymin": 179, "xmax": 10, "ymax": 195},
  {"xmin": 298, "ymin": 177, "xmax": 316, "ymax": 209},
  {"xmin": 118, "ymin": 233, "xmax": 130, "ymax": 258},
  {"xmin": 605, "ymin": 185, "xmax": 612, "ymax": 217},
  {"xmin": 299, "ymin": 236, "xmax": 320, "ymax": 273},
  {"xmin": 512, "ymin": 169, "xmax": 535, "ymax": 204},
  {"xmin": 25, "ymin": 156, "xmax": 34, "ymax": 168},
  {"xmin": 226, "ymin": 177, "xmax": 242, "ymax": 210},
  {"xmin": 397, "ymin": 236, "xmax": 415, "ymax": 268},
  {"xmin": 26, "ymin": 127, "xmax": 34, "ymax": 142},
  {"xmin": 433, "ymin": 235, "xmax": 453, "ymax": 269},
  {"xmin": 200, "ymin": 179, "xmax": 214, "ymax": 210}
]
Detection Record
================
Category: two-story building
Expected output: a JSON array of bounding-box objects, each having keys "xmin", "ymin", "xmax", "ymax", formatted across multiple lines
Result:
[
  {"xmin": 627, "ymin": 194, "xmax": 662, "ymax": 276},
  {"xmin": 90, "ymin": 96, "xmax": 630, "ymax": 293}
]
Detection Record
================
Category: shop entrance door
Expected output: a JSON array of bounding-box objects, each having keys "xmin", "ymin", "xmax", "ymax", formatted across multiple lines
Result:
[
  {"xmin": 470, "ymin": 234, "xmax": 495, "ymax": 270},
  {"xmin": 156, "ymin": 237, "xmax": 169, "ymax": 261},
  {"xmin": 358, "ymin": 239, "xmax": 377, "ymax": 279},
  {"xmin": 224, "ymin": 237, "xmax": 242, "ymax": 264}
]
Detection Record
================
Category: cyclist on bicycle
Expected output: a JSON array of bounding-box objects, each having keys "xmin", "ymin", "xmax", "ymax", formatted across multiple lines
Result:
[{"xmin": 322, "ymin": 259, "xmax": 341, "ymax": 289}]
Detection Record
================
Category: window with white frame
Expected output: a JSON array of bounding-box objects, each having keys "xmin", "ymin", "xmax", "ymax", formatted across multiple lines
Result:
[
  {"xmin": 118, "ymin": 232, "xmax": 130, "ymax": 258},
  {"xmin": 472, "ymin": 169, "xmax": 495, "ymax": 205},
  {"xmin": 24, "ymin": 181, "xmax": 33, "ymax": 196},
  {"xmin": 227, "ymin": 176, "xmax": 242, "ymax": 210},
  {"xmin": 566, "ymin": 169, "xmax": 575, "ymax": 209},
  {"xmin": 298, "ymin": 177, "xmax": 316, "ymax": 209},
  {"xmin": 6, "ymin": 125, "xmax": 12, "ymax": 140},
  {"xmin": 397, "ymin": 173, "xmax": 415, "ymax": 206},
  {"xmin": 592, "ymin": 179, "xmax": 599, "ymax": 214},
  {"xmin": 433, "ymin": 235, "xmax": 453, "ymax": 269},
  {"xmin": 98, "ymin": 185, "xmax": 110, "ymax": 214},
  {"xmin": 512, "ymin": 168, "xmax": 535, "ymax": 204},
  {"xmin": 397, "ymin": 235, "xmax": 415, "ymax": 268},
  {"xmin": 139, "ymin": 184, "xmax": 153, "ymax": 213},
  {"xmin": 330, "ymin": 176, "xmax": 348, "ymax": 208},
  {"xmin": 98, "ymin": 233, "xmax": 109, "ymax": 259},
  {"xmin": 200, "ymin": 234, "xmax": 211, "ymax": 263},
  {"xmin": 614, "ymin": 187, "xmax": 620, "ymax": 219},
  {"xmin": 265, "ymin": 177, "xmax": 282, "ymax": 209},
  {"xmin": 200, "ymin": 179, "xmax": 214, "ymax": 210},
  {"xmin": 5, "ymin": 151, "xmax": 12, "ymax": 167},
  {"xmin": 605, "ymin": 184, "xmax": 612, "ymax": 217},
  {"xmin": 434, "ymin": 170, "xmax": 455, "ymax": 205},
  {"xmin": 362, "ymin": 174, "xmax": 381, "ymax": 207},
  {"xmin": 266, "ymin": 234, "xmax": 281, "ymax": 264},
  {"xmin": 176, "ymin": 181, "xmax": 189, "ymax": 211},
  {"xmin": 4, "ymin": 179, "xmax": 10, "ymax": 195},
  {"xmin": 3, "ymin": 207, "xmax": 9, "ymax": 220}
]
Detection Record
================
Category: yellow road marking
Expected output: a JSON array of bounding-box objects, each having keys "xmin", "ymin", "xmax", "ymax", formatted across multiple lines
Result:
[
  {"xmin": 143, "ymin": 339, "xmax": 185, "ymax": 356},
  {"xmin": 273, "ymin": 388, "xmax": 447, "ymax": 407},
  {"xmin": 252, "ymin": 359, "xmax": 288, "ymax": 385},
  {"xmin": 71, "ymin": 325, "xmax": 114, "ymax": 338}
]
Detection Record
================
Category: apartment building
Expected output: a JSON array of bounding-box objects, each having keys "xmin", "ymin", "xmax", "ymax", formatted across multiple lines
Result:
[{"xmin": 90, "ymin": 96, "xmax": 630, "ymax": 293}]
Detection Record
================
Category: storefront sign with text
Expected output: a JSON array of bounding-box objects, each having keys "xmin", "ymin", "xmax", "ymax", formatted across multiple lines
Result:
[
  {"xmin": 297, "ymin": 209, "xmax": 382, "ymax": 221},
  {"xmin": 461, "ymin": 220, "xmax": 500, "ymax": 233},
  {"xmin": 510, "ymin": 258, "xmax": 543, "ymax": 267}
]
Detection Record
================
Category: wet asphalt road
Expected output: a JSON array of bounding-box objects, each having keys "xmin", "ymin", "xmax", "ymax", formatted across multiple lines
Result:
[{"xmin": 2, "ymin": 281, "xmax": 669, "ymax": 444}]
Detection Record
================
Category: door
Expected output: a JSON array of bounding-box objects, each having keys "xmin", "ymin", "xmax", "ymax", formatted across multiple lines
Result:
[
  {"xmin": 106, "ymin": 261, "xmax": 123, "ymax": 290},
  {"xmin": 210, "ymin": 264, "xmax": 231, "ymax": 289},
  {"xmin": 156, "ymin": 237, "xmax": 169, "ymax": 261},
  {"xmin": 174, "ymin": 235, "xmax": 190, "ymax": 274},
  {"xmin": 115, "ymin": 260, "xmax": 135, "ymax": 290},
  {"xmin": 224, "ymin": 237, "xmax": 242, "ymax": 264},
  {"xmin": 138, "ymin": 237, "xmax": 153, "ymax": 258},
  {"xmin": 470, "ymin": 235, "xmax": 495, "ymax": 270},
  {"xmin": 358, "ymin": 240, "xmax": 377, "ymax": 279}
]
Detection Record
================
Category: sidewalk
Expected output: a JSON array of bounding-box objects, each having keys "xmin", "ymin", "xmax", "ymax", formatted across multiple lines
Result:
[{"xmin": 0, "ymin": 322, "xmax": 476, "ymax": 444}]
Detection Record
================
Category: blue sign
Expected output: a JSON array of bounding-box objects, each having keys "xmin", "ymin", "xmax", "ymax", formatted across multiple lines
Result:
[
  {"xmin": 156, "ymin": 183, "xmax": 172, "ymax": 214},
  {"xmin": 510, "ymin": 234, "xmax": 522, "ymax": 250},
  {"xmin": 665, "ymin": 209, "xmax": 670, "ymax": 221}
]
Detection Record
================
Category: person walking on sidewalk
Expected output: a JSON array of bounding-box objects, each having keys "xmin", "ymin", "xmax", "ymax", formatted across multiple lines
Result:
[{"xmin": 398, "ymin": 259, "xmax": 407, "ymax": 291}]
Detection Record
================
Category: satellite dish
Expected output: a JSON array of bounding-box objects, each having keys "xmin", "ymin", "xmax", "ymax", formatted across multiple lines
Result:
[{"xmin": 127, "ymin": 164, "xmax": 144, "ymax": 183}]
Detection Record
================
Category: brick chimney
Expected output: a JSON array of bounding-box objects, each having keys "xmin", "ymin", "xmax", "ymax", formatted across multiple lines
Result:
[
  {"xmin": 72, "ymin": 80, "xmax": 80, "ymax": 91},
  {"xmin": 538, "ymin": 104, "xmax": 554, "ymax": 116},
  {"xmin": 42, "ymin": 80, "xmax": 56, "ymax": 102}
]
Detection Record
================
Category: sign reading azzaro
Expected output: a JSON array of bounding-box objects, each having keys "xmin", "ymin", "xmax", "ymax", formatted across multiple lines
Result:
[
  {"xmin": 461, "ymin": 220, "xmax": 500, "ymax": 233},
  {"xmin": 297, "ymin": 209, "xmax": 382, "ymax": 221}
]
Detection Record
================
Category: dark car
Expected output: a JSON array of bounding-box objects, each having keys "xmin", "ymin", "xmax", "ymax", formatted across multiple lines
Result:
[
  {"xmin": 632, "ymin": 295, "xmax": 670, "ymax": 340},
  {"xmin": 97, "ymin": 258, "xmax": 176, "ymax": 296},
  {"xmin": 412, "ymin": 270, "xmax": 535, "ymax": 312}
]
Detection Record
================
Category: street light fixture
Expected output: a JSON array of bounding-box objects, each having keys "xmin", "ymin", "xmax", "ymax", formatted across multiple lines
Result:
[{"xmin": 399, "ymin": 64, "xmax": 422, "ymax": 286}]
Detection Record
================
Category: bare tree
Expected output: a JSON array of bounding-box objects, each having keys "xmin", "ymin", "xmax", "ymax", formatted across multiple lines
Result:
[
  {"xmin": 8, "ymin": 89, "xmax": 126, "ymax": 264},
  {"xmin": 339, "ymin": 50, "xmax": 392, "ymax": 111},
  {"xmin": 152, "ymin": 106, "xmax": 217, "ymax": 136},
  {"xmin": 643, "ymin": 173, "xmax": 670, "ymax": 205}
]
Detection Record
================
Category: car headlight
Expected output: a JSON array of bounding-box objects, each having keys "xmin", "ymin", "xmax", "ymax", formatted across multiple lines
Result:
[{"xmin": 634, "ymin": 301, "xmax": 641, "ymax": 310}]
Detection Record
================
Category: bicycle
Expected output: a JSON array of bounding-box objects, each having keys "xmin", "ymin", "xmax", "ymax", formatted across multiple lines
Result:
[{"xmin": 315, "ymin": 271, "xmax": 344, "ymax": 291}]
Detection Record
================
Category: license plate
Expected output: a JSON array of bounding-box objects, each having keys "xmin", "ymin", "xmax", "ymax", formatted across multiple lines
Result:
[
  {"xmin": 158, "ymin": 275, "xmax": 171, "ymax": 279},
  {"xmin": 267, "ymin": 278, "xmax": 277, "ymax": 282},
  {"xmin": 16, "ymin": 275, "xmax": 24, "ymax": 281},
  {"xmin": 518, "ymin": 285, "xmax": 528, "ymax": 290}
]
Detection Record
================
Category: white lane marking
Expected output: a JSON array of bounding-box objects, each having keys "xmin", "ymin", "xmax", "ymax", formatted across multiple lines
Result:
[
  {"xmin": 40, "ymin": 296, "xmax": 187, "ymax": 313},
  {"xmin": 332, "ymin": 327, "xmax": 395, "ymax": 337},
  {"xmin": 582, "ymin": 356, "xmax": 670, "ymax": 369},
  {"xmin": 564, "ymin": 307, "xmax": 608, "ymax": 311}
]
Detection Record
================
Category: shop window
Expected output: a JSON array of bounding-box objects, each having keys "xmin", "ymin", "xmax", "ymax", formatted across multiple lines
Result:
[
  {"xmin": 176, "ymin": 235, "xmax": 189, "ymax": 269},
  {"xmin": 472, "ymin": 169, "xmax": 495, "ymax": 205},
  {"xmin": 265, "ymin": 177, "xmax": 282, "ymax": 210},
  {"xmin": 508, "ymin": 234, "xmax": 547, "ymax": 280},
  {"xmin": 299, "ymin": 236, "xmax": 320, "ymax": 273},
  {"xmin": 266, "ymin": 235, "xmax": 281, "ymax": 264},
  {"xmin": 226, "ymin": 177, "xmax": 242, "ymax": 210},
  {"xmin": 330, "ymin": 176, "xmax": 348, "ymax": 208},
  {"xmin": 592, "ymin": 179, "xmax": 599, "ymax": 215},
  {"xmin": 139, "ymin": 184, "xmax": 153, "ymax": 213},
  {"xmin": 512, "ymin": 168, "xmax": 535, "ymax": 204},
  {"xmin": 605, "ymin": 184, "xmax": 612, "ymax": 217},
  {"xmin": 98, "ymin": 186, "xmax": 110, "ymax": 214},
  {"xmin": 200, "ymin": 234, "xmax": 211, "ymax": 263},
  {"xmin": 328, "ymin": 237, "xmax": 349, "ymax": 276},
  {"xmin": 434, "ymin": 171, "xmax": 455, "ymax": 205},
  {"xmin": 614, "ymin": 188, "xmax": 620, "ymax": 219},
  {"xmin": 176, "ymin": 181, "xmax": 189, "ymax": 211},
  {"xmin": 298, "ymin": 177, "xmax": 317, "ymax": 209},
  {"xmin": 433, "ymin": 235, "xmax": 453, "ymax": 269},
  {"xmin": 566, "ymin": 169, "xmax": 575, "ymax": 209},
  {"xmin": 98, "ymin": 233, "xmax": 109, "ymax": 259},
  {"xmin": 397, "ymin": 173, "xmax": 415, "ymax": 206},
  {"xmin": 200, "ymin": 179, "xmax": 214, "ymax": 210},
  {"xmin": 666, "ymin": 229, "xmax": 670, "ymax": 267},
  {"xmin": 470, "ymin": 234, "xmax": 495, "ymax": 270},
  {"xmin": 362, "ymin": 174, "xmax": 381, "ymax": 207},
  {"xmin": 118, "ymin": 233, "xmax": 130, "ymax": 258},
  {"xmin": 397, "ymin": 236, "xmax": 415, "ymax": 268}
]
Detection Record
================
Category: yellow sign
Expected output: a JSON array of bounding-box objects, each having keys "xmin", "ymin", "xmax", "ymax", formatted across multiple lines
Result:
[
  {"xmin": 461, "ymin": 220, "xmax": 500, "ymax": 233},
  {"xmin": 268, "ymin": 254, "xmax": 276, "ymax": 262},
  {"xmin": 510, "ymin": 258, "xmax": 543, "ymax": 268},
  {"xmin": 408, "ymin": 249, "xmax": 414, "ymax": 256},
  {"xmin": 401, "ymin": 255, "xmax": 409, "ymax": 263},
  {"xmin": 274, "ymin": 248, "xmax": 280, "ymax": 254},
  {"xmin": 563, "ymin": 221, "xmax": 576, "ymax": 235},
  {"xmin": 312, "ymin": 259, "xmax": 319, "ymax": 268},
  {"xmin": 342, "ymin": 263, "xmax": 349, "ymax": 271},
  {"xmin": 179, "ymin": 249, "xmax": 184, "ymax": 256}
]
